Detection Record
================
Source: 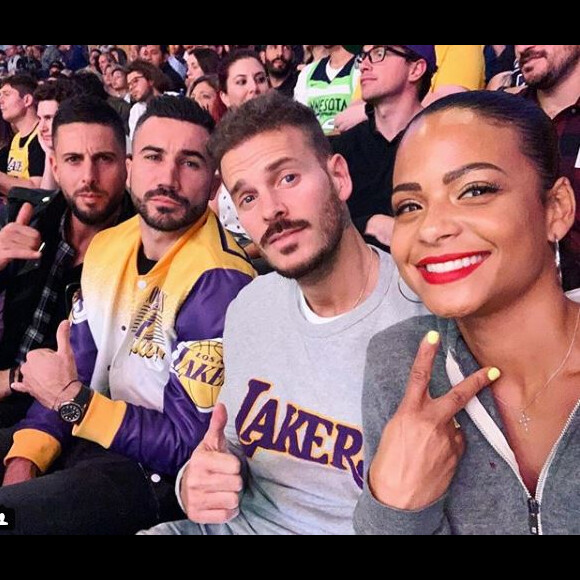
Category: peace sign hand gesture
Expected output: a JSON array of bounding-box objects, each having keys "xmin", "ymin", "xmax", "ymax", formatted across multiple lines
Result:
[{"xmin": 368, "ymin": 331, "xmax": 501, "ymax": 511}]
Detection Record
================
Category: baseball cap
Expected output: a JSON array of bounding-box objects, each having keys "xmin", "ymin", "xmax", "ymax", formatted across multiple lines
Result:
[{"xmin": 343, "ymin": 45, "xmax": 437, "ymax": 74}]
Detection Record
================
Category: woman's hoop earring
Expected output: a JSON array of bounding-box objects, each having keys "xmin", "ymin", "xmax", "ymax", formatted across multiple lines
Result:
[{"xmin": 398, "ymin": 277, "xmax": 423, "ymax": 304}]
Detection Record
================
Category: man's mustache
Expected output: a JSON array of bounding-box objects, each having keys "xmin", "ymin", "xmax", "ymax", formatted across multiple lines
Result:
[
  {"xmin": 261, "ymin": 219, "xmax": 310, "ymax": 247},
  {"xmin": 144, "ymin": 187, "xmax": 189, "ymax": 207},
  {"xmin": 519, "ymin": 49, "xmax": 546, "ymax": 67},
  {"xmin": 73, "ymin": 185, "xmax": 108, "ymax": 197}
]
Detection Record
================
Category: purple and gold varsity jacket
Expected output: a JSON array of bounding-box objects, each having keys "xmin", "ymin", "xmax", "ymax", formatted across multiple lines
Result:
[{"xmin": 6, "ymin": 211, "xmax": 255, "ymax": 476}]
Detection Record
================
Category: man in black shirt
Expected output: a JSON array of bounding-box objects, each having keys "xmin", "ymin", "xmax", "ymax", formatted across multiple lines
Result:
[
  {"xmin": 260, "ymin": 45, "xmax": 300, "ymax": 98},
  {"xmin": 332, "ymin": 45, "xmax": 436, "ymax": 251},
  {"xmin": 140, "ymin": 45, "xmax": 186, "ymax": 95},
  {"xmin": 0, "ymin": 96, "xmax": 134, "ymax": 427}
]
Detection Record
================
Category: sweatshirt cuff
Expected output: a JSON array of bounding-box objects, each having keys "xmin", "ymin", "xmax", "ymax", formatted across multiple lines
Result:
[
  {"xmin": 175, "ymin": 461, "xmax": 189, "ymax": 515},
  {"xmin": 73, "ymin": 392, "xmax": 127, "ymax": 449},
  {"xmin": 354, "ymin": 485, "xmax": 447, "ymax": 536},
  {"xmin": 4, "ymin": 429, "xmax": 61, "ymax": 474}
]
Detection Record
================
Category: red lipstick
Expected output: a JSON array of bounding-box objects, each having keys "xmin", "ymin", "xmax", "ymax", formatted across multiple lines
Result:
[{"xmin": 416, "ymin": 252, "xmax": 490, "ymax": 285}]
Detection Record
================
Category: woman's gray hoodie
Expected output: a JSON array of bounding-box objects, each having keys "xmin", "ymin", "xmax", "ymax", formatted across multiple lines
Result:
[{"xmin": 355, "ymin": 315, "xmax": 580, "ymax": 535}]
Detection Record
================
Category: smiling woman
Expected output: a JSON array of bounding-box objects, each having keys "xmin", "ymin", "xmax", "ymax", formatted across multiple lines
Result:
[{"xmin": 355, "ymin": 90, "xmax": 580, "ymax": 536}]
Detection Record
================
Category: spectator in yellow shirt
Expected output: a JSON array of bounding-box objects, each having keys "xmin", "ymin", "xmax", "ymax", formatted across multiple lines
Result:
[{"xmin": 424, "ymin": 45, "xmax": 486, "ymax": 106}]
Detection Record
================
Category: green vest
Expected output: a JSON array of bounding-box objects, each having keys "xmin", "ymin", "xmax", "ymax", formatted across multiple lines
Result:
[{"xmin": 306, "ymin": 57, "xmax": 357, "ymax": 135}]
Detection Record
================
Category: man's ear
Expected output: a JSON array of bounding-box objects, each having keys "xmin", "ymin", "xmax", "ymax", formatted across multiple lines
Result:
[
  {"xmin": 126, "ymin": 155, "xmax": 133, "ymax": 190},
  {"xmin": 327, "ymin": 153, "xmax": 353, "ymax": 203},
  {"xmin": 209, "ymin": 170, "xmax": 221, "ymax": 201},
  {"xmin": 49, "ymin": 152, "xmax": 58, "ymax": 184},
  {"xmin": 546, "ymin": 177, "xmax": 576, "ymax": 243},
  {"xmin": 408, "ymin": 59, "xmax": 428, "ymax": 84}
]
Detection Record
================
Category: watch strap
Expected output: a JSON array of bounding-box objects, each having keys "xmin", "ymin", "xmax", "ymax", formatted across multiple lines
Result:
[{"xmin": 72, "ymin": 385, "xmax": 93, "ymax": 408}]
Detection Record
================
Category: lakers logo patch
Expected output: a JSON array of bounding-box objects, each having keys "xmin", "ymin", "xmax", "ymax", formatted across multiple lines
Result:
[
  {"xmin": 130, "ymin": 287, "xmax": 167, "ymax": 361},
  {"xmin": 7, "ymin": 159, "xmax": 23, "ymax": 174},
  {"xmin": 172, "ymin": 340, "xmax": 224, "ymax": 412}
]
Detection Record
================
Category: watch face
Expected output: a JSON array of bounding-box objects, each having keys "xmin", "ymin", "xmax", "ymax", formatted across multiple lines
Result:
[{"xmin": 59, "ymin": 403, "xmax": 83, "ymax": 424}]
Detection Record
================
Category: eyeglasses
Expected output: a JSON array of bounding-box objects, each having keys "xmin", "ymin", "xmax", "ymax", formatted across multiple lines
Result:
[
  {"xmin": 355, "ymin": 45, "xmax": 416, "ymax": 67},
  {"xmin": 128, "ymin": 76, "xmax": 146, "ymax": 88}
]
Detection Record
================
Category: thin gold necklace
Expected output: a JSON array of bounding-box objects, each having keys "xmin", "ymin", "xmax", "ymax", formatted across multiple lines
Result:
[
  {"xmin": 494, "ymin": 307, "xmax": 580, "ymax": 433},
  {"xmin": 351, "ymin": 245, "xmax": 375, "ymax": 311}
]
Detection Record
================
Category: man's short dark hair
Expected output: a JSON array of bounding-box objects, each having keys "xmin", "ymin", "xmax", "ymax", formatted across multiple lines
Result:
[
  {"xmin": 70, "ymin": 71, "xmax": 109, "ymax": 101},
  {"xmin": 134, "ymin": 95, "xmax": 216, "ymax": 138},
  {"xmin": 52, "ymin": 95, "xmax": 127, "ymax": 152},
  {"xmin": 141, "ymin": 45, "xmax": 169, "ymax": 57},
  {"xmin": 127, "ymin": 59, "xmax": 170, "ymax": 93},
  {"xmin": 111, "ymin": 64, "xmax": 128, "ymax": 77},
  {"xmin": 209, "ymin": 91, "xmax": 332, "ymax": 168},
  {"xmin": 127, "ymin": 59, "xmax": 157, "ymax": 82},
  {"xmin": 0, "ymin": 74, "xmax": 38, "ymax": 99},
  {"xmin": 33, "ymin": 78, "xmax": 75, "ymax": 104}
]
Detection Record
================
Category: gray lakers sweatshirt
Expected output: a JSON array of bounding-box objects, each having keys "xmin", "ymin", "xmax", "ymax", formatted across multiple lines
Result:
[
  {"xmin": 354, "ymin": 315, "xmax": 580, "ymax": 535},
  {"xmin": 212, "ymin": 249, "xmax": 427, "ymax": 535}
]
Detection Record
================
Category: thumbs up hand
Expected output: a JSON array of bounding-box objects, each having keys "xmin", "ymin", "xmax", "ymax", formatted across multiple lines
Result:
[
  {"xmin": 12, "ymin": 321, "xmax": 81, "ymax": 411},
  {"xmin": 180, "ymin": 404, "xmax": 243, "ymax": 525},
  {"xmin": 200, "ymin": 403, "xmax": 229, "ymax": 453},
  {"xmin": 0, "ymin": 203, "xmax": 43, "ymax": 271}
]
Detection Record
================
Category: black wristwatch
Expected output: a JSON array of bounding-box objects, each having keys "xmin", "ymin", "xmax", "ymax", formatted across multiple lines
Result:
[{"xmin": 58, "ymin": 386, "xmax": 93, "ymax": 425}]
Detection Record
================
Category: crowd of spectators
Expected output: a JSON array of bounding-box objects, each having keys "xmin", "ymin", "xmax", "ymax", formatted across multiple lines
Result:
[{"xmin": 0, "ymin": 44, "xmax": 578, "ymax": 536}]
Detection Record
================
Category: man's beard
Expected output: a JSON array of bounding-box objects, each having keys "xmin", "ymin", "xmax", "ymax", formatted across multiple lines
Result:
[
  {"xmin": 67, "ymin": 186, "xmax": 122, "ymax": 226},
  {"xmin": 266, "ymin": 58, "xmax": 291, "ymax": 80},
  {"xmin": 520, "ymin": 46, "xmax": 580, "ymax": 90},
  {"xmin": 131, "ymin": 186, "xmax": 208, "ymax": 232},
  {"xmin": 260, "ymin": 181, "xmax": 349, "ymax": 282}
]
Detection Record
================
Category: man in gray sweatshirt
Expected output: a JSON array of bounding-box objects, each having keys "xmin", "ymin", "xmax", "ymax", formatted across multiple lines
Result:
[{"xmin": 140, "ymin": 92, "xmax": 426, "ymax": 535}]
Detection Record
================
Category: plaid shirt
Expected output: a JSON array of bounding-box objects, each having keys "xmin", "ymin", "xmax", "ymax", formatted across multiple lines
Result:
[
  {"xmin": 553, "ymin": 99, "xmax": 580, "ymax": 250},
  {"xmin": 521, "ymin": 88, "xmax": 580, "ymax": 290},
  {"xmin": 16, "ymin": 212, "xmax": 74, "ymax": 364}
]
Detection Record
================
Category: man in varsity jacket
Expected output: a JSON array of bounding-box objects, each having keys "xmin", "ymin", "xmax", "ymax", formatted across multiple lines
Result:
[
  {"xmin": 142, "ymin": 92, "xmax": 426, "ymax": 536},
  {"xmin": 0, "ymin": 96, "xmax": 255, "ymax": 535}
]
